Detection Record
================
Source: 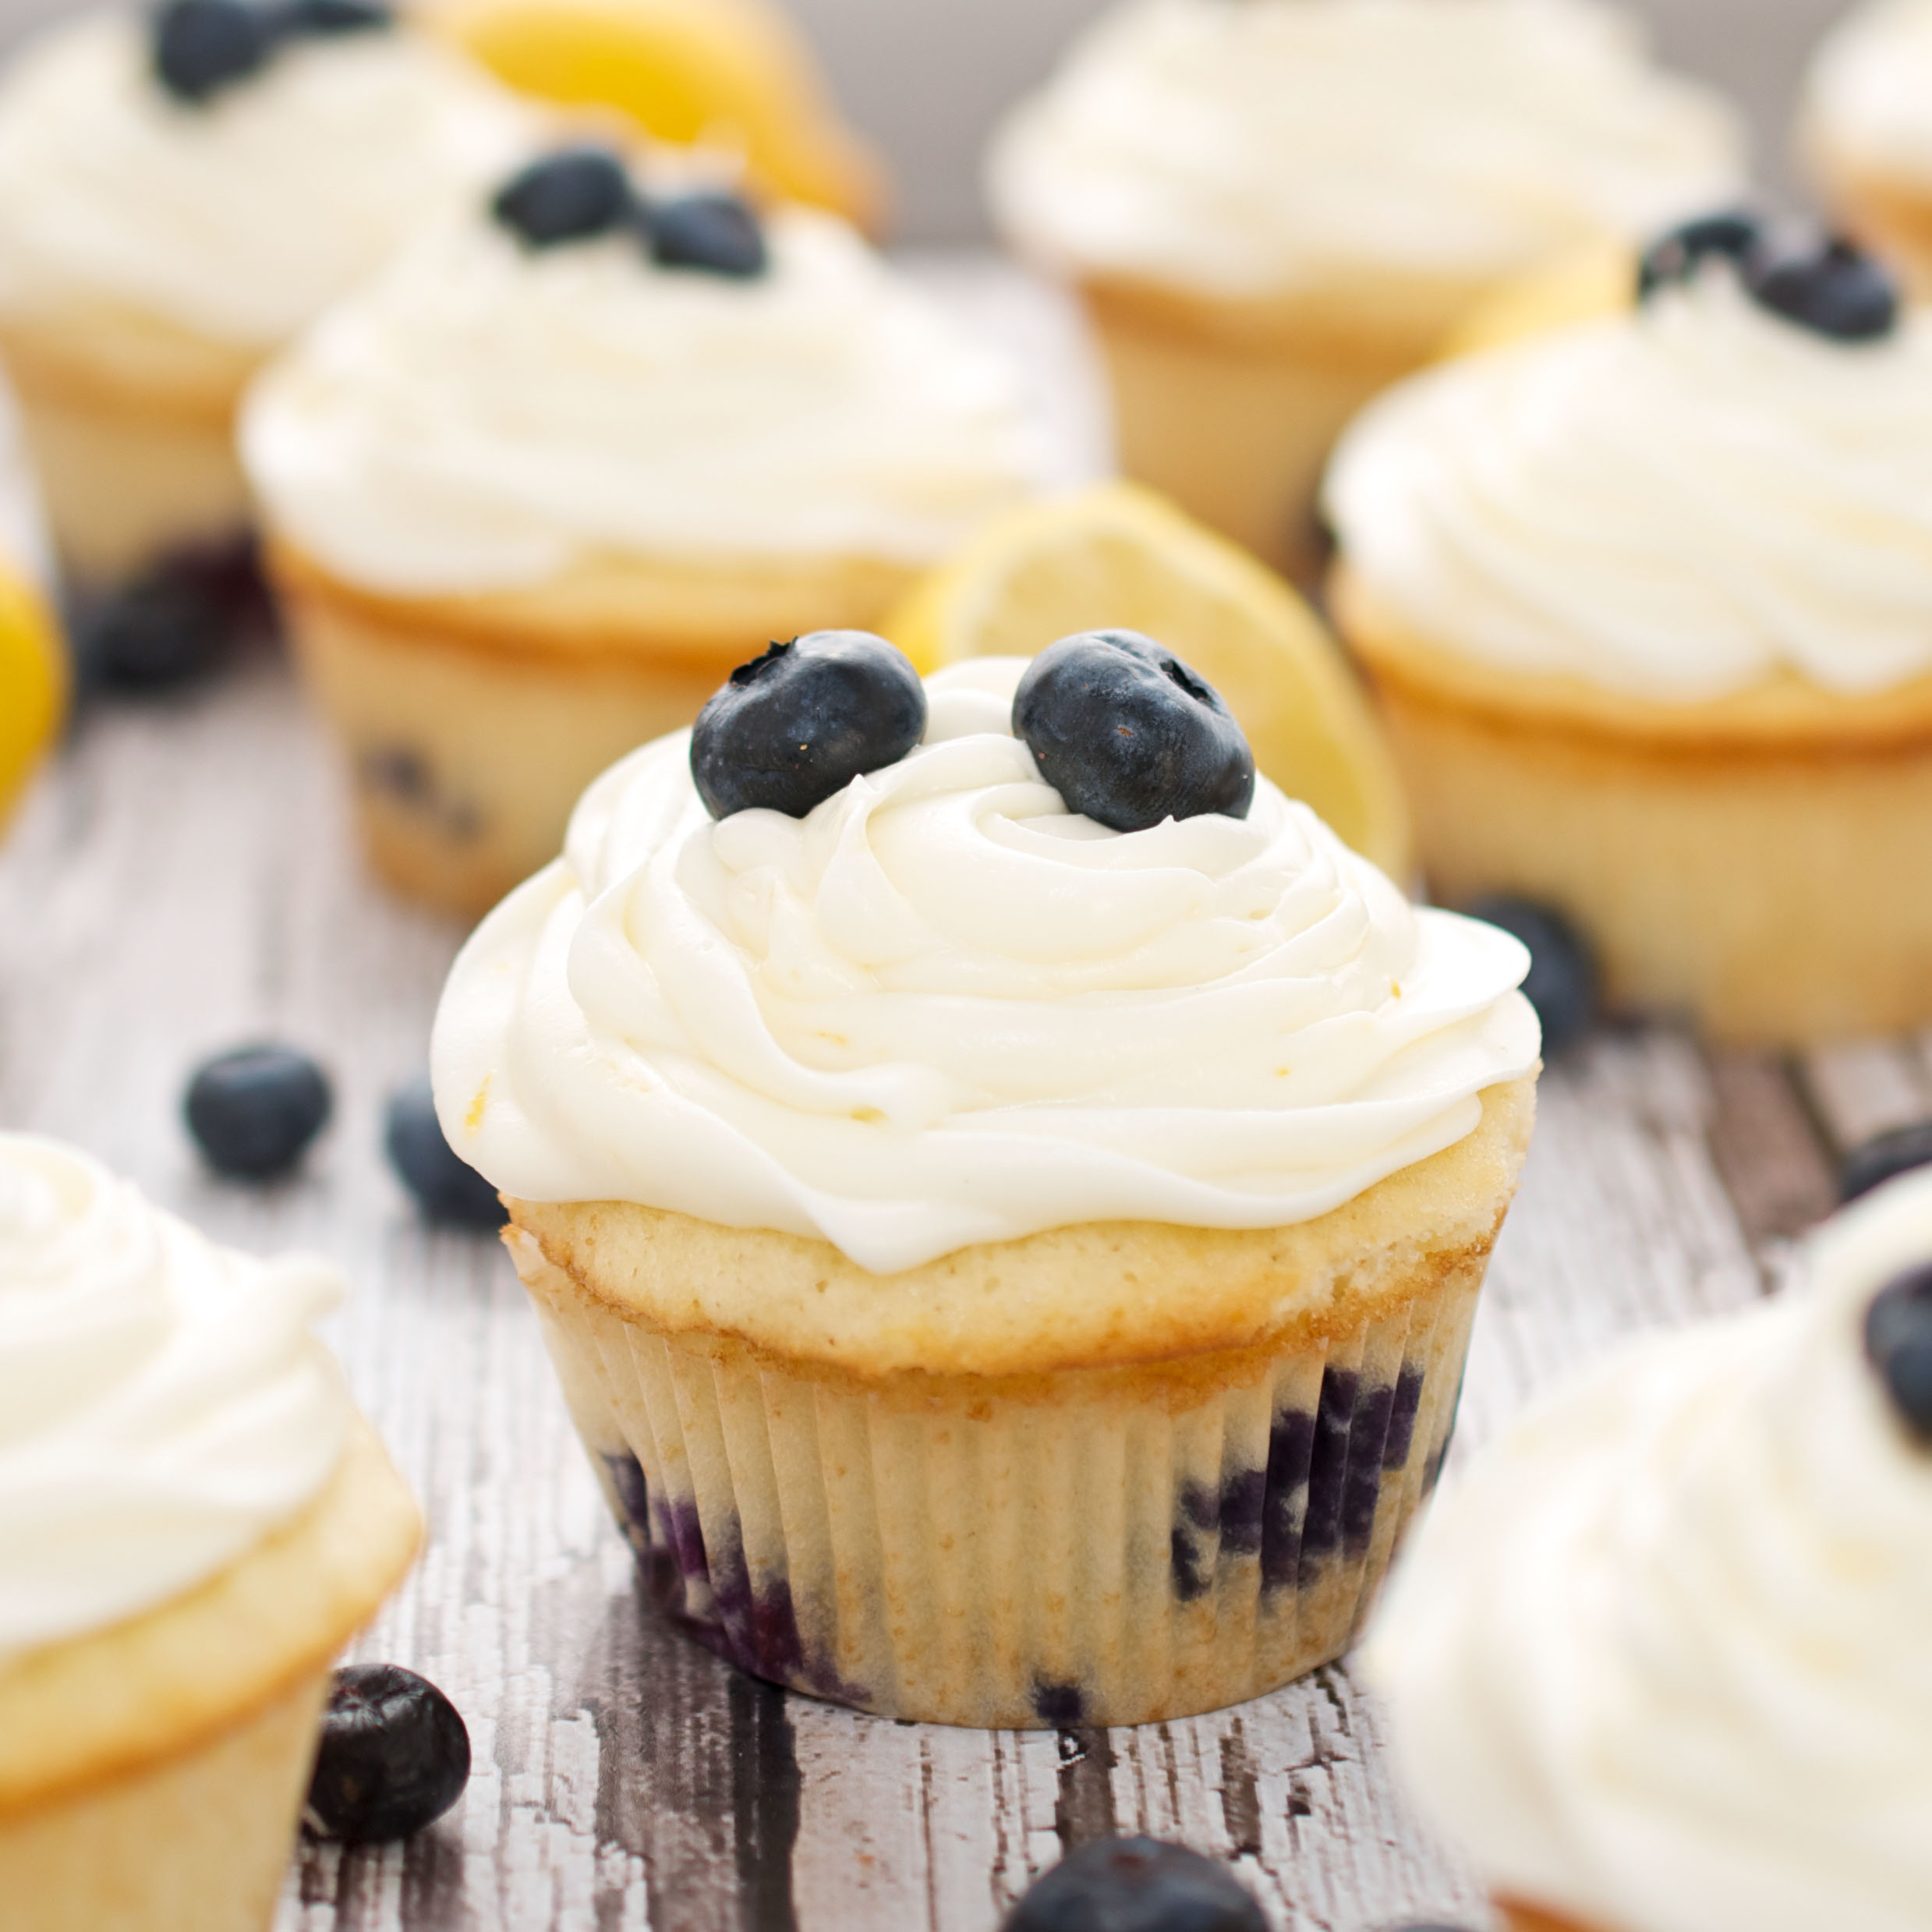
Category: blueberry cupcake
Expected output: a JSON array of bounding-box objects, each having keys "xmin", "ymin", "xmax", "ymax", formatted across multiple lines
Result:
[
  {"xmin": 242, "ymin": 146, "xmax": 1050, "ymax": 917},
  {"xmin": 1804, "ymin": 0, "xmax": 1932, "ymax": 298},
  {"xmin": 1324, "ymin": 219, "xmax": 1932, "ymax": 1043},
  {"xmin": 987, "ymin": 0, "xmax": 1743, "ymax": 579},
  {"xmin": 0, "ymin": 1135, "xmax": 419, "ymax": 1929},
  {"xmin": 0, "ymin": 1, "xmax": 529, "ymax": 669},
  {"xmin": 431, "ymin": 634, "xmax": 1541, "ymax": 1728},
  {"xmin": 1369, "ymin": 1163, "xmax": 1932, "ymax": 1932}
]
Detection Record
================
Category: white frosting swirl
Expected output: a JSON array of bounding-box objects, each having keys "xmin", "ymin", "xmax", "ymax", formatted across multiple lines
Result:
[
  {"xmin": 1368, "ymin": 1166, "xmax": 1932, "ymax": 1932},
  {"xmin": 0, "ymin": 1135, "xmax": 352, "ymax": 1661},
  {"xmin": 1806, "ymin": 0, "xmax": 1932, "ymax": 182},
  {"xmin": 1325, "ymin": 269, "xmax": 1932, "ymax": 702},
  {"xmin": 0, "ymin": 9, "xmax": 532, "ymax": 349},
  {"xmin": 431, "ymin": 658, "xmax": 1538, "ymax": 1275},
  {"xmin": 242, "ymin": 201, "xmax": 1053, "ymax": 593},
  {"xmin": 987, "ymin": 0, "xmax": 1745, "ymax": 300}
]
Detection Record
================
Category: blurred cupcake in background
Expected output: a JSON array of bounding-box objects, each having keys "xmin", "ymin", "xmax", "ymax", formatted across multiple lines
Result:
[
  {"xmin": 0, "ymin": 0, "xmax": 530, "ymax": 688},
  {"xmin": 1805, "ymin": 0, "xmax": 1932, "ymax": 297},
  {"xmin": 0, "ymin": 1134, "xmax": 419, "ymax": 1930},
  {"xmin": 1368, "ymin": 1162, "xmax": 1932, "ymax": 1932},
  {"xmin": 423, "ymin": 0, "xmax": 886, "ymax": 232},
  {"xmin": 242, "ymin": 144, "xmax": 1050, "ymax": 917},
  {"xmin": 987, "ymin": 0, "xmax": 1745, "ymax": 581},
  {"xmin": 1325, "ymin": 218, "xmax": 1932, "ymax": 1045}
]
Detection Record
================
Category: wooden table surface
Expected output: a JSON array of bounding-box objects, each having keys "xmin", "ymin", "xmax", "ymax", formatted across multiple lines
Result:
[{"xmin": 2, "ymin": 270, "xmax": 1929, "ymax": 1932}]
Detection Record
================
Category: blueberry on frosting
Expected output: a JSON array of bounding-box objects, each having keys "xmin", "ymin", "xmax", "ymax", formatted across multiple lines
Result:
[
  {"xmin": 1636, "ymin": 207, "xmax": 1761, "ymax": 301},
  {"xmin": 1013, "ymin": 631, "xmax": 1255, "ymax": 834},
  {"xmin": 649, "ymin": 191, "xmax": 770, "ymax": 279},
  {"xmin": 274, "ymin": 0, "xmax": 391, "ymax": 34},
  {"xmin": 492, "ymin": 146, "xmax": 636, "ymax": 251},
  {"xmin": 691, "ymin": 631, "xmax": 926, "ymax": 820},
  {"xmin": 1749, "ymin": 236, "xmax": 1898, "ymax": 345},
  {"xmin": 152, "ymin": 0, "xmax": 271, "ymax": 103},
  {"xmin": 1866, "ymin": 1261, "xmax": 1932, "ymax": 1445},
  {"xmin": 1003, "ymin": 1837, "xmax": 1267, "ymax": 1932}
]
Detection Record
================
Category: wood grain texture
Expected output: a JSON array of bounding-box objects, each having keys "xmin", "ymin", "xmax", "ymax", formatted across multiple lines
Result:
[{"xmin": 0, "ymin": 264, "xmax": 1873, "ymax": 1932}]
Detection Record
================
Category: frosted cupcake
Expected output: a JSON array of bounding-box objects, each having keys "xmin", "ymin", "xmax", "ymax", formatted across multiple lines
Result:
[
  {"xmin": 1325, "ymin": 224, "xmax": 1932, "ymax": 1044},
  {"xmin": 1369, "ymin": 1164, "xmax": 1932, "ymax": 1932},
  {"xmin": 243, "ymin": 146, "xmax": 1049, "ymax": 917},
  {"xmin": 431, "ymin": 632, "xmax": 1540, "ymax": 1728},
  {"xmin": 0, "ymin": 1, "xmax": 528, "ymax": 669},
  {"xmin": 1804, "ymin": 0, "xmax": 1932, "ymax": 298},
  {"xmin": 0, "ymin": 1134, "xmax": 419, "ymax": 1930},
  {"xmin": 987, "ymin": 0, "xmax": 1744, "ymax": 579}
]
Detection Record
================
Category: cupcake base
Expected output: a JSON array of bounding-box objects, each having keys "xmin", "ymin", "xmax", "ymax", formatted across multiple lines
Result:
[
  {"xmin": 0, "ymin": 1419, "xmax": 420, "ymax": 1931},
  {"xmin": 500, "ymin": 1076, "xmax": 1534, "ymax": 1727},
  {"xmin": 1336, "ymin": 571, "xmax": 1932, "ymax": 1044},
  {"xmin": 270, "ymin": 540, "xmax": 918, "ymax": 916}
]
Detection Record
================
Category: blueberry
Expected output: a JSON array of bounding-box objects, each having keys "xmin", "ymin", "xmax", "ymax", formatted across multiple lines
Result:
[
  {"xmin": 303, "ymin": 1664, "xmax": 470, "ymax": 1845},
  {"xmin": 385, "ymin": 1077, "xmax": 502, "ymax": 1229},
  {"xmin": 272, "ymin": 0, "xmax": 391, "ymax": 34},
  {"xmin": 1637, "ymin": 208, "xmax": 1762, "ymax": 301},
  {"xmin": 1011, "ymin": 631, "xmax": 1254, "ymax": 834},
  {"xmin": 1865, "ymin": 1263, "xmax": 1932, "ymax": 1445},
  {"xmin": 649, "ymin": 191, "xmax": 769, "ymax": 279},
  {"xmin": 689, "ymin": 631, "xmax": 926, "ymax": 820},
  {"xmin": 73, "ymin": 539, "xmax": 269, "ymax": 693},
  {"xmin": 184, "ymin": 1044, "xmax": 332, "ymax": 1180},
  {"xmin": 1003, "ymin": 1837, "xmax": 1267, "ymax": 1932},
  {"xmin": 1841, "ymin": 1120, "xmax": 1932, "ymax": 1205},
  {"xmin": 1466, "ymin": 895, "xmax": 1598, "ymax": 1056},
  {"xmin": 151, "ymin": 0, "xmax": 271, "ymax": 103},
  {"xmin": 1748, "ymin": 237, "xmax": 1898, "ymax": 344},
  {"xmin": 492, "ymin": 147, "xmax": 636, "ymax": 251}
]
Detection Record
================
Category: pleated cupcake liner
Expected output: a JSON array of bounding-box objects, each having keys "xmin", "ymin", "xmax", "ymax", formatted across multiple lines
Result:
[{"xmin": 511, "ymin": 1229, "xmax": 1484, "ymax": 1728}]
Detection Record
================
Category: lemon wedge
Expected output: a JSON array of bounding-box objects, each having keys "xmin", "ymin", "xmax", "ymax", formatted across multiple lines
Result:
[
  {"xmin": 0, "ymin": 568, "xmax": 63, "ymax": 833},
  {"xmin": 428, "ymin": 0, "xmax": 886, "ymax": 232},
  {"xmin": 882, "ymin": 483, "xmax": 1412, "ymax": 879}
]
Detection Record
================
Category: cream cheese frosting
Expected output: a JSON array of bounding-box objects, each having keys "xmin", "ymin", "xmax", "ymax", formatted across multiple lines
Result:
[
  {"xmin": 1367, "ymin": 1166, "xmax": 1932, "ymax": 1932},
  {"xmin": 1325, "ymin": 267, "xmax": 1932, "ymax": 702},
  {"xmin": 431, "ymin": 657, "xmax": 1538, "ymax": 1275},
  {"xmin": 0, "ymin": 1134, "xmax": 352, "ymax": 1662},
  {"xmin": 242, "ymin": 200, "xmax": 1053, "ymax": 593},
  {"xmin": 0, "ymin": 9, "xmax": 532, "ymax": 349},
  {"xmin": 1806, "ymin": 0, "xmax": 1932, "ymax": 182},
  {"xmin": 986, "ymin": 0, "xmax": 1745, "ymax": 302}
]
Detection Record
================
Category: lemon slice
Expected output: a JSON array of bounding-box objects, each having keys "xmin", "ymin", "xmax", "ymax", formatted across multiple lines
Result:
[
  {"xmin": 428, "ymin": 0, "xmax": 886, "ymax": 231},
  {"xmin": 0, "ymin": 568, "xmax": 63, "ymax": 831},
  {"xmin": 882, "ymin": 483, "xmax": 1412, "ymax": 878}
]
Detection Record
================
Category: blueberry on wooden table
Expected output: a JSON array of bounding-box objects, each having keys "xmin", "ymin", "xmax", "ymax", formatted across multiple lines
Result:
[
  {"xmin": 1012, "ymin": 630, "xmax": 1255, "ymax": 834},
  {"xmin": 184, "ymin": 1044, "xmax": 332, "ymax": 1180},
  {"xmin": 386, "ymin": 1077, "xmax": 503, "ymax": 1229},
  {"xmin": 151, "ymin": 0, "xmax": 271, "ymax": 102},
  {"xmin": 73, "ymin": 541, "xmax": 265, "ymax": 694},
  {"xmin": 493, "ymin": 147, "xmax": 636, "ymax": 251},
  {"xmin": 649, "ymin": 191, "xmax": 769, "ymax": 278},
  {"xmin": 1003, "ymin": 1837, "xmax": 1268, "ymax": 1932},
  {"xmin": 1840, "ymin": 1120, "xmax": 1932, "ymax": 1205},
  {"xmin": 1465, "ymin": 895, "xmax": 1599, "ymax": 1057},
  {"xmin": 1748, "ymin": 237, "xmax": 1898, "ymax": 344},
  {"xmin": 304, "ymin": 1664, "xmax": 470, "ymax": 1845},
  {"xmin": 690, "ymin": 631, "xmax": 927, "ymax": 819},
  {"xmin": 1636, "ymin": 208, "xmax": 1762, "ymax": 301},
  {"xmin": 1866, "ymin": 1263, "xmax": 1932, "ymax": 1445}
]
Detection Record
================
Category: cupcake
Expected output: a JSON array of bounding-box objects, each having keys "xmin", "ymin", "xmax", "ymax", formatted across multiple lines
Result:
[
  {"xmin": 0, "ymin": 1, "xmax": 529, "ymax": 663},
  {"xmin": 242, "ymin": 146, "xmax": 1050, "ymax": 917},
  {"xmin": 0, "ymin": 1134, "xmax": 419, "ymax": 1929},
  {"xmin": 1368, "ymin": 1164, "xmax": 1932, "ymax": 1932},
  {"xmin": 1324, "ymin": 221, "xmax": 1932, "ymax": 1045},
  {"xmin": 430, "ymin": 632, "xmax": 1541, "ymax": 1728},
  {"xmin": 1805, "ymin": 0, "xmax": 1932, "ymax": 298},
  {"xmin": 986, "ymin": 0, "xmax": 1744, "ymax": 580}
]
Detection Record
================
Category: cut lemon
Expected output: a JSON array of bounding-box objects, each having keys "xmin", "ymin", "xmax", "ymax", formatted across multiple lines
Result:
[
  {"xmin": 0, "ymin": 568, "xmax": 63, "ymax": 833},
  {"xmin": 882, "ymin": 483, "xmax": 1413, "ymax": 879},
  {"xmin": 427, "ymin": 0, "xmax": 886, "ymax": 232}
]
